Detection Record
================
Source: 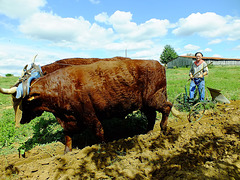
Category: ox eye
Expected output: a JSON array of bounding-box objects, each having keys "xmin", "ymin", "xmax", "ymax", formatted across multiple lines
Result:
[{"xmin": 28, "ymin": 96, "xmax": 35, "ymax": 101}]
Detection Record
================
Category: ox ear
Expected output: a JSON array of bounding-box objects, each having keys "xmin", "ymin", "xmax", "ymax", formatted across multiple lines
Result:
[{"xmin": 12, "ymin": 96, "xmax": 22, "ymax": 128}]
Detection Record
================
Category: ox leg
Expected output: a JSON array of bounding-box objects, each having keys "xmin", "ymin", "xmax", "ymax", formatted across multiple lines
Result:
[
  {"xmin": 142, "ymin": 109, "xmax": 156, "ymax": 133},
  {"xmin": 94, "ymin": 120, "xmax": 105, "ymax": 143},
  {"xmin": 147, "ymin": 88, "xmax": 173, "ymax": 134},
  {"xmin": 64, "ymin": 131, "xmax": 73, "ymax": 154},
  {"xmin": 87, "ymin": 117, "xmax": 105, "ymax": 143},
  {"xmin": 159, "ymin": 102, "xmax": 172, "ymax": 134}
]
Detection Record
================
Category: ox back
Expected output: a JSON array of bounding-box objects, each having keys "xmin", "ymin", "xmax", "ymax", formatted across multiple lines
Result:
[
  {"xmin": 41, "ymin": 56, "xmax": 131, "ymax": 75},
  {"xmin": 23, "ymin": 60, "xmax": 172, "ymax": 153}
]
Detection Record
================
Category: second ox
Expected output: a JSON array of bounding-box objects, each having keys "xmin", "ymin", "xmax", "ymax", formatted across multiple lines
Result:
[
  {"xmin": 1, "ymin": 59, "xmax": 172, "ymax": 153},
  {"xmin": 4, "ymin": 56, "xmax": 128, "ymax": 127}
]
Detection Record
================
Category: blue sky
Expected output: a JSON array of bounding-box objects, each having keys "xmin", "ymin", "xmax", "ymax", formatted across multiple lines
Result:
[{"xmin": 0, "ymin": 0, "xmax": 240, "ymax": 75}]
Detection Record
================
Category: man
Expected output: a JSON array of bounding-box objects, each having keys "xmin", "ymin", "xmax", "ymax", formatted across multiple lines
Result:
[{"xmin": 189, "ymin": 52, "xmax": 208, "ymax": 101}]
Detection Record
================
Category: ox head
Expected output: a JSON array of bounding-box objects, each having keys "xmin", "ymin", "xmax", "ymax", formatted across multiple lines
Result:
[
  {"xmin": 18, "ymin": 94, "xmax": 43, "ymax": 124},
  {"xmin": 0, "ymin": 55, "xmax": 43, "ymax": 127}
]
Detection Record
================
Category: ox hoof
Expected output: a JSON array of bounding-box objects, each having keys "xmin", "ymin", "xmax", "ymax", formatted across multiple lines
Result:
[
  {"xmin": 161, "ymin": 127, "xmax": 167, "ymax": 135},
  {"xmin": 162, "ymin": 130, "xmax": 167, "ymax": 135},
  {"xmin": 64, "ymin": 146, "xmax": 72, "ymax": 154},
  {"xmin": 162, "ymin": 127, "xmax": 174, "ymax": 136}
]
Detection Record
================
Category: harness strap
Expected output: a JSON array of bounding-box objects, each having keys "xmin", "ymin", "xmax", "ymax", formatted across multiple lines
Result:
[{"xmin": 16, "ymin": 63, "xmax": 43, "ymax": 99}]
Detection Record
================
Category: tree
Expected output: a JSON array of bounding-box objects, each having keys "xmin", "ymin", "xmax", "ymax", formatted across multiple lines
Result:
[{"xmin": 160, "ymin": 45, "xmax": 178, "ymax": 65}]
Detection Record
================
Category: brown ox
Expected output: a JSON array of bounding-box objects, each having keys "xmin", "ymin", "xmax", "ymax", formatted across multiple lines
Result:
[
  {"xmin": 2, "ymin": 57, "xmax": 127, "ymax": 127},
  {"xmin": 1, "ymin": 60, "xmax": 172, "ymax": 153}
]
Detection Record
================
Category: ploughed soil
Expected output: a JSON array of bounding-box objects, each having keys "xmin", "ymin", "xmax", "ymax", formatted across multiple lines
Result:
[{"xmin": 1, "ymin": 100, "xmax": 240, "ymax": 179}]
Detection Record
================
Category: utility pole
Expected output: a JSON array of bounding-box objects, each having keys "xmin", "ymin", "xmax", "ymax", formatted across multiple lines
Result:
[{"xmin": 125, "ymin": 49, "xmax": 127, "ymax": 57}]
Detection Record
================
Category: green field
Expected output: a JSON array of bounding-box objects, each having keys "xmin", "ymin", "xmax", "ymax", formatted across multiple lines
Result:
[{"xmin": 0, "ymin": 66, "xmax": 239, "ymax": 155}]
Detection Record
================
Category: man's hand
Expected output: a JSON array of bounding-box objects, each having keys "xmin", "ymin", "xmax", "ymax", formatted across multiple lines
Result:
[{"xmin": 190, "ymin": 74, "xmax": 193, "ymax": 79}]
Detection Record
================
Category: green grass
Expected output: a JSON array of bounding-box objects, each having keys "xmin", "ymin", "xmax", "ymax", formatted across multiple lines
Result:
[
  {"xmin": 0, "ymin": 66, "xmax": 239, "ymax": 155},
  {"xmin": 204, "ymin": 66, "xmax": 240, "ymax": 100},
  {"xmin": 0, "ymin": 76, "xmax": 18, "ymax": 110},
  {"xmin": 0, "ymin": 109, "xmax": 63, "ymax": 155}
]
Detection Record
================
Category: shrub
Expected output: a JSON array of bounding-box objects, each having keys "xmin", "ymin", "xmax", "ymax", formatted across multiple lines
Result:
[{"xmin": 5, "ymin": 74, "xmax": 14, "ymax": 77}]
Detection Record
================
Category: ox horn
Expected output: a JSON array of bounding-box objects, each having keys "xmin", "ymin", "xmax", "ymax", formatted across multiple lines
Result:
[
  {"xmin": 0, "ymin": 87, "xmax": 17, "ymax": 94},
  {"xmin": 32, "ymin": 54, "xmax": 38, "ymax": 64}
]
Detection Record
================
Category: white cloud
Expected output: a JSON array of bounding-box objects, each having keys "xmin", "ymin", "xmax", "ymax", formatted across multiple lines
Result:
[
  {"xmin": 0, "ymin": 43, "xmax": 90, "ymax": 76},
  {"xmin": 208, "ymin": 39, "xmax": 222, "ymax": 45},
  {"xmin": 19, "ymin": 12, "xmax": 114, "ymax": 49},
  {"xmin": 173, "ymin": 12, "xmax": 240, "ymax": 41},
  {"xmin": 0, "ymin": 44, "xmax": 39, "ymax": 76},
  {"xmin": 131, "ymin": 46, "xmax": 163, "ymax": 60},
  {"xmin": 181, "ymin": 46, "xmax": 211, "ymax": 55},
  {"xmin": 95, "ymin": 12, "xmax": 109, "ymax": 24},
  {"xmin": 173, "ymin": 12, "xmax": 226, "ymax": 36},
  {"xmin": 204, "ymin": 48, "xmax": 212, "ymax": 52},
  {"xmin": 0, "ymin": 0, "xmax": 46, "ymax": 19},
  {"xmin": 0, "ymin": 7, "xmax": 173, "ymax": 75},
  {"xmin": 89, "ymin": 0, "xmax": 100, "ymax": 4},
  {"xmin": 95, "ymin": 11, "xmax": 170, "ymax": 41},
  {"xmin": 105, "ymin": 40, "xmax": 153, "ymax": 51},
  {"xmin": 227, "ymin": 19, "xmax": 240, "ymax": 41},
  {"xmin": 18, "ymin": 10, "xmax": 171, "ymax": 52},
  {"xmin": 108, "ymin": 11, "xmax": 170, "ymax": 41},
  {"xmin": 184, "ymin": 44, "xmax": 200, "ymax": 51},
  {"xmin": 233, "ymin": 45, "xmax": 240, "ymax": 50},
  {"xmin": 109, "ymin": 11, "xmax": 137, "ymax": 35},
  {"xmin": 109, "ymin": 11, "xmax": 133, "ymax": 25},
  {"xmin": 213, "ymin": 54, "xmax": 222, "ymax": 58}
]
